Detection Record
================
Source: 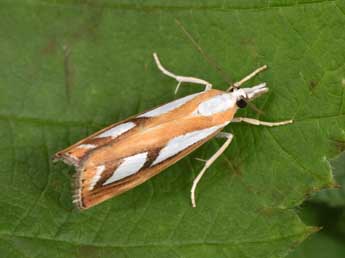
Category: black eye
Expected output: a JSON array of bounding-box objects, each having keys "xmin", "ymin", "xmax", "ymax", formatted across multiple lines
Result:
[{"xmin": 236, "ymin": 98, "xmax": 247, "ymax": 108}]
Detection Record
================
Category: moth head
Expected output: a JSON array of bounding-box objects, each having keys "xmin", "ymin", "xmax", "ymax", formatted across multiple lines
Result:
[{"xmin": 230, "ymin": 83, "xmax": 269, "ymax": 108}]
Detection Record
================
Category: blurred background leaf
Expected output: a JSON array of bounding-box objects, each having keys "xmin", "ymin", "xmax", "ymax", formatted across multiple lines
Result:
[
  {"xmin": 0, "ymin": 0, "xmax": 345, "ymax": 258},
  {"xmin": 289, "ymin": 152, "xmax": 345, "ymax": 258},
  {"xmin": 288, "ymin": 232, "xmax": 345, "ymax": 258},
  {"xmin": 313, "ymin": 151, "xmax": 345, "ymax": 206}
]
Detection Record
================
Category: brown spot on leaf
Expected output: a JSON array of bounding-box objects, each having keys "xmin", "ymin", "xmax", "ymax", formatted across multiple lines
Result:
[
  {"xmin": 309, "ymin": 80, "xmax": 318, "ymax": 94},
  {"xmin": 331, "ymin": 139, "xmax": 345, "ymax": 152},
  {"xmin": 77, "ymin": 245, "xmax": 100, "ymax": 258},
  {"xmin": 69, "ymin": 4, "xmax": 104, "ymax": 44},
  {"xmin": 257, "ymin": 207, "xmax": 276, "ymax": 217},
  {"xmin": 41, "ymin": 38, "xmax": 58, "ymax": 55},
  {"xmin": 222, "ymin": 157, "xmax": 243, "ymax": 177},
  {"xmin": 241, "ymin": 38, "xmax": 255, "ymax": 46},
  {"xmin": 41, "ymin": 4, "xmax": 104, "ymax": 103}
]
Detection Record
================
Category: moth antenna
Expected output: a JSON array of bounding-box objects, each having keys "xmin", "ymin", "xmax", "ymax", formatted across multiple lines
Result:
[
  {"xmin": 175, "ymin": 19, "xmax": 233, "ymax": 85},
  {"xmin": 248, "ymin": 103, "xmax": 265, "ymax": 115},
  {"xmin": 226, "ymin": 65, "xmax": 268, "ymax": 92},
  {"xmin": 175, "ymin": 19, "xmax": 266, "ymax": 115}
]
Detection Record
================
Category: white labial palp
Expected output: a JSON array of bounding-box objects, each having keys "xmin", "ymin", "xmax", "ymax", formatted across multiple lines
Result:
[
  {"xmin": 96, "ymin": 122, "xmax": 136, "ymax": 139},
  {"xmin": 103, "ymin": 152, "xmax": 148, "ymax": 185},
  {"xmin": 151, "ymin": 123, "xmax": 228, "ymax": 166},
  {"xmin": 138, "ymin": 92, "xmax": 201, "ymax": 118}
]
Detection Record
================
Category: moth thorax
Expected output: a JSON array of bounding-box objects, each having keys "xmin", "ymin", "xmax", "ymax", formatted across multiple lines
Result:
[{"xmin": 195, "ymin": 94, "xmax": 235, "ymax": 116}]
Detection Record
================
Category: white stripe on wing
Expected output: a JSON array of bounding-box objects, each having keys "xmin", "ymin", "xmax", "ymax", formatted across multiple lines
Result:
[
  {"xmin": 96, "ymin": 122, "xmax": 136, "ymax": 139},
  {"xmin": 138, "ymin": 92, "xmax": 201, "ymax": 118},
  {"xmin": 151, "ymin": 123, "xmax": 227, "ymax": 166},
  {"xmin": 103, "ymin": 152, "xmax": 148, "ymax": 185}
]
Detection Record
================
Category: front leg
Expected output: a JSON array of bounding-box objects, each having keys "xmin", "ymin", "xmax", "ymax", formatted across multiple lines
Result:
[
  {"xmin": 191, "ymin": 132, "xmax": 233, "ymax": 208},
  {"xmin": 153, "ymin": 53, "xmax": 212, "ymax": 94},
  {"xmin": 232, "ymin": 117, "xmax": 293, "ymax": 127}
]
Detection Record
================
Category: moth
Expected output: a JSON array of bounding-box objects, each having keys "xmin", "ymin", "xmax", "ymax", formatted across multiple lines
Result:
[{"xmin": 54, "ymin": 53, "xmax": 293, "ymax": 210}]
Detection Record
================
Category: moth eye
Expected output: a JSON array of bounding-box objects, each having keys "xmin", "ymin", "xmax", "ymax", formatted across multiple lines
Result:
[{"xmin": 236, "ymin": 98, "xmax": 247, "ymax": 108}]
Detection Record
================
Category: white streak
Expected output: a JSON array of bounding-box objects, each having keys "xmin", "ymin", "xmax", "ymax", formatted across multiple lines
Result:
[
  {"xmin": 89, "ymin": 165, "xmax": 106, "ymax": 190},
  {"xmin": 103, "ymin": 152, "xmax": 148, "ymax": 185},
  {"xmin": 195, "ymin": 94, "xmax": 235, "ymax": 116},
  {"xmin": 138, "ymin": 92, "xmax": 200, "ymax": 118},
  {"xmin": 152, "ymin": 123, "xmax": 227, "ymax": 166},
  {"xmin": 96, "ymin": 122, "xmax": 135, "ymax": 139},
  {"xmin": 77, "ymin": 144, "xmax": 96, "ymax": 150}
]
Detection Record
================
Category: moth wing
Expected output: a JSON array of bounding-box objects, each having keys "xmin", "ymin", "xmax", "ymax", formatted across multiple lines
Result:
[
  {"xmin": 53, "ymin": 120, "xmax": 137, "ymax": 166},
  {"xmin": 54, "ymin": 89, "xmax": 236, "ymax": 209},
  {"xmin": 76, "ymin": 123, "xmax": 227, "ymax": 209},
  {"xmin": 53, "ymin": 92, "xmax": 206, "ymax": 166}
]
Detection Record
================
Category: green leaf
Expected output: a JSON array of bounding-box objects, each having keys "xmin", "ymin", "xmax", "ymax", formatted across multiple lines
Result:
[
  {"xmin": 287, "ymin": 203, "xmax": 345, "ymax": 258},
  {"xmin": 312, "ymin": 151, "xmax": 345, "ymax": 206},
  {"xmin": 287, "ymin": 232, "xmax": 345, "ymax": 258},
  {"xmin": 1, "ymin": 0, "xmax": 345, "ymax": 257},
  {"xmin": 338, "ymin": 210, "xmax": 345, "ymax": 235}
]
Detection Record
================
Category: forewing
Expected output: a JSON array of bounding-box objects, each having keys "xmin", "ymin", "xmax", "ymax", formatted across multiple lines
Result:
[
  {"xmin": 53, "ymin": 92, "xmax": 206, "ymax": 166},
  {"xmin": 54, "ymin": 120, "xmax": 138, "ymax": 166},
  {"xmin": 54, "ymin": 89, "xmax": 236, "ymax": 209},
  {"xmin": 76, "ymin": 122, "xmax": 227, "ymax": 209}
]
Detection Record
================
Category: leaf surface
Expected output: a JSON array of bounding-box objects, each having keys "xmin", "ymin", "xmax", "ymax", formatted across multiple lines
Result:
[
  {"xmin": 313, "ymin": 151, "xmax": 345, "ymax": 206},
  {"xmin": 287, "ymin": 232, "xmax": 345, "ymax": 258}
]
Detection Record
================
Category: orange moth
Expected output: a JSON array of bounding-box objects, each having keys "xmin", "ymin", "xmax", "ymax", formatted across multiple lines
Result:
[{"xmin": 54, "ymin": 53, "xmax": 293, "ymax": 210}]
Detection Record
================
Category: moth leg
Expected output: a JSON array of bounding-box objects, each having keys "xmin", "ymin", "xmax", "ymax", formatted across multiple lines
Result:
[
  {"xmin": 232, "ymin": 117, "xmax": 293, "ymax": 127},
  {"xmin": 153, "ymin": 53, "xmax": 212, "ymax": 94},
  {"xmin": 191, "ymin": 132, "xmax": 233, "ymax": 208},
  {"xmin": 227, "ymin": 65, "xmax": 267, "ymax": 91}
]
